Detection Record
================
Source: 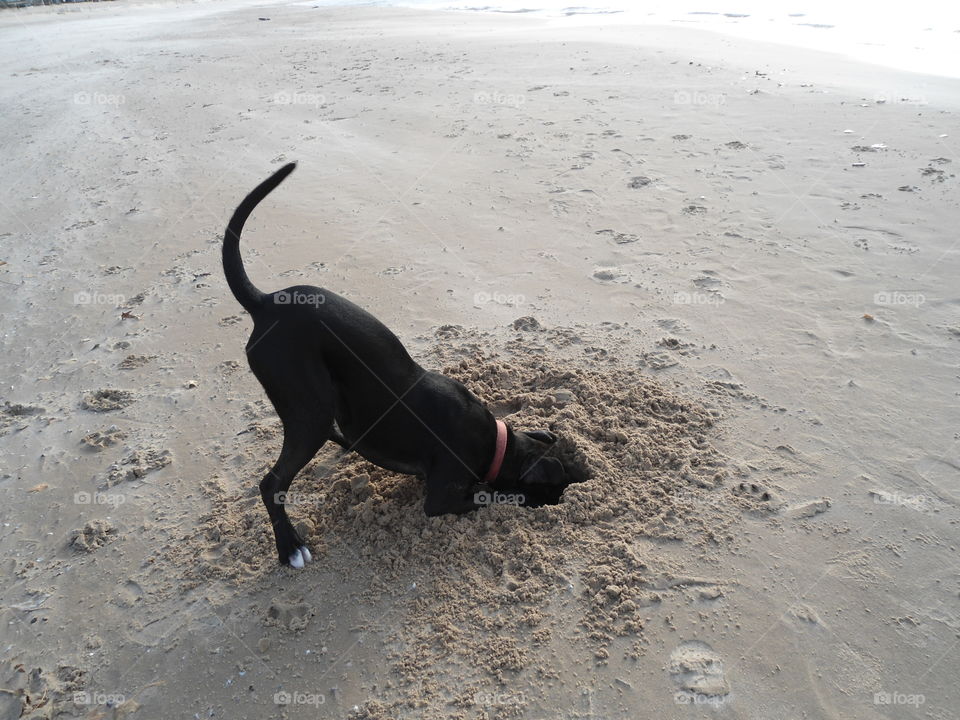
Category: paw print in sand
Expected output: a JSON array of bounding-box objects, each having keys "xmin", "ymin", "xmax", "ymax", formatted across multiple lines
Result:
[{"xmin": 732, "ymin": 482, "xmax": 781, "ymax": 514}]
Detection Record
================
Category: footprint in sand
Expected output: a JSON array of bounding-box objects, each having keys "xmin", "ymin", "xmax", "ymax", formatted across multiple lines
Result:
[
  {"xmin": 788, "ymin": 603, "xmax": 823, "ymax": 627},
  {"xmin": 640, "ymin": 350, "xmax": 678, "ymax": 370},
  {"xmin": 65, "ymin": 220, "xmax": 96, "ymax": 231},
  {"xmin": 786, "ymin": 498, "xmax": 831, "ymax": 519},
  {"xmin": 115, "ymin": 580, "xmax": 144, "ymax": 609},
  {"xmin": 69, "ymin": 519, "xmax": 117, "ymax": 552},
  {"xmin": 102, "ymin": 447, "xmax": 173, "ymax": 487},
  {"xmin": 591, "ymin": 267, "xmax": 628, "ymax": 283},
  {"xmin": 656, "ymin": 318, "xmax": 689, "ymax": 333},
  {"xmin": 0, "ymin": 663, "xmax": 85, "ymax": 719},
  {"xmin": 265, "ymin": 599, "xmax": 313, "ymax": 631},
  {"xmin": 595, "ymin": 229, "xmax": 639, "ymax": 245},
  {"xmin": 118, "ymin": 354, "xmax": 156, "ymax": 370},
  {"xmin": 733, "ymin": 481, "xmax": 772, "ymax": 502},
  {"xmin": 218, "ymin": 359, "xmax": 241, "ymax": 375},
  {"xmin": 669, "ymin": 640, "xmax": 729, "ymax": 703},
  {"xmin": 1, "ymin": 403, "xmax": 49, "ymax": 437},
  {"xmin": 732, "ymin": 481, "xmax": 782, "ymax": 515},
  {"xmin": 80, "ymin": 425, "xmax": 126, "ymax": 451},
  {"xmin": 81, "ymin": 389, "xmax": 135, "ymax": 412}
]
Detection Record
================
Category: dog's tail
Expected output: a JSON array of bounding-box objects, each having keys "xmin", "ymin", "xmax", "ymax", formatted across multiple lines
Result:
[{"xmin": 222, "ymin": 162, "xmax": 297, "ymax": 313}]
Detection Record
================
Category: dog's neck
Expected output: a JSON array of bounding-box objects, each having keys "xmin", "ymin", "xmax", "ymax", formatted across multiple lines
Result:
[
  {"xmin": 482, "ymin": 419, "xmax": 508, "ymax": 484},
  {"xmin": 489, "ymin": 423, "xmax": 527, "ymax": 490}
]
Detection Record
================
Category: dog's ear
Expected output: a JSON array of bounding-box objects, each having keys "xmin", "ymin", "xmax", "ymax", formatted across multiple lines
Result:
[
  {"xmin": 524, "ymin": 430, "xmax": 557, "ymax": 445},
  {"xmin": 520, "ymin": 455, "xmax": 566, "ymax": 486}
]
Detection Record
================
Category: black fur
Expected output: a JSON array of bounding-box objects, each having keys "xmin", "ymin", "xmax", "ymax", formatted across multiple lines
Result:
[{"xmin": 223, "ymin": 164, "xmax": 571, "ymax": 566}]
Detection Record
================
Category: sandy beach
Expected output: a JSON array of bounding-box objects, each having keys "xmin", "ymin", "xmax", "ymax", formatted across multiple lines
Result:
[{"xmin": 1, "ymin": 1, "xmax": 959, "ymax": 718}]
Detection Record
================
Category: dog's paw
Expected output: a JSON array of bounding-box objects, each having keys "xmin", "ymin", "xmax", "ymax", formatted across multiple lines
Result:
[{"xmin": 287, "ymin": 546, "xmax": 312, "ymax": 569}]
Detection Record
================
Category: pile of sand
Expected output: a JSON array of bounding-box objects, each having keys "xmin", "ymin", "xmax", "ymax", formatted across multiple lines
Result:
[{"xmin": 165, "ymin": 322, "xmax": 741, "ymax": 717}]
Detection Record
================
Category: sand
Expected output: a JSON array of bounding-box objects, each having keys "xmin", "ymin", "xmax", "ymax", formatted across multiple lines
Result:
[{"xmin": 1, "ymin": 1, "xmax": 959, "ymax": 719}]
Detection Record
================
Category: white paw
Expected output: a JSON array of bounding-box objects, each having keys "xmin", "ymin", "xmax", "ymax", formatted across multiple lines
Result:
[
  {"xmin": 288, "ymin": 549, "xmax": 304, "ymax": 569},
  {"xmin": 299, "ymin": 546, "xmax": 312, "ymax": 563}
]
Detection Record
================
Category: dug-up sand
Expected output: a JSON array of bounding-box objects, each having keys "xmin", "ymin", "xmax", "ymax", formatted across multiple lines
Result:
[{"xmin": 151, "ymin": 320, "xmax": 759, "ymax": 718}]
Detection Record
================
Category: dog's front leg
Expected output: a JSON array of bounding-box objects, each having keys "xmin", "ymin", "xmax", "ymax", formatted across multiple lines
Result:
[{"xmin": 422, "ymin": 462, "xmax": 481, "ymax": 517}]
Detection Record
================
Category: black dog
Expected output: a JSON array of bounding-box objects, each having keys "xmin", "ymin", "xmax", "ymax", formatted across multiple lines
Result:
[{"xmin": 223, "ymin": 163, "xmax": 571, "ymax": 567}]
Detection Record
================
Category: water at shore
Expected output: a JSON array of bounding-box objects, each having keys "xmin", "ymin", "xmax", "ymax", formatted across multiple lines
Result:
[{"xmin": 310, "ymin": 0, "xmax": 960, "ymax": 78}]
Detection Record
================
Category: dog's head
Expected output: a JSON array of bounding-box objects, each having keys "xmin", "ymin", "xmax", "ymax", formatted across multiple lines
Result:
[{"xmin": 505, "ymin": 429, "xmax": 567, "ymax": 488}]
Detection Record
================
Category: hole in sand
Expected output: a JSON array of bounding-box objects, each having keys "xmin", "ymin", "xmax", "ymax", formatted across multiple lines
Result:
[{"xmin": 499, "ymin": 435, "xmax": 594, "ymax": 508}]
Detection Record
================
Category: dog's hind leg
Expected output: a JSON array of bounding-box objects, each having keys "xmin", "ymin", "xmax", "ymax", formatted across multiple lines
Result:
[
  {"xmin": 253, "ymin": 360, "xmax": 335, "ymax": 567},
  {"xmin": 260, "ymin": 426, "xmax": 326, "ymax": 568}
]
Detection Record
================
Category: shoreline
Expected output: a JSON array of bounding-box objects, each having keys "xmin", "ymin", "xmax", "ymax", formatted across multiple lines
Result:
[{"xmin": 6, "ymin": 0, "xmax": 960, "ymax": 95}]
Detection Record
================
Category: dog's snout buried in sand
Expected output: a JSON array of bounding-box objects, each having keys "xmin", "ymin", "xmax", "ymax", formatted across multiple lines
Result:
[{"xmin": 223, "ymin": 163, "xmax": 581, "ymax": 568}]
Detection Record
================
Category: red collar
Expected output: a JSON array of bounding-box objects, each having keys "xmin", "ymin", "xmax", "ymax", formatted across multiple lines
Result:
[{"xmin": 483, "ymin": 419, "xmax": 508, "ymax": 484}]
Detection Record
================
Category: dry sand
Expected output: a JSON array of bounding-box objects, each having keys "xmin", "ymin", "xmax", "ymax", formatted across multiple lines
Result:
[{"xmin": 1, "ymin": 2, "xmax": 959, "ymax": 719}]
